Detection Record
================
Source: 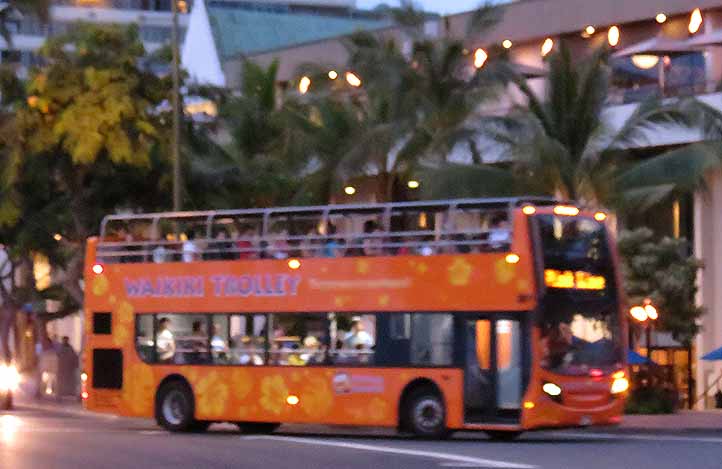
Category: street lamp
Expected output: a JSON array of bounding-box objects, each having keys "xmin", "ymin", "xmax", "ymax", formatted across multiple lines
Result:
[{"xmin": 629, "ymin": 298, "xmax": 659, "ymax": 360}]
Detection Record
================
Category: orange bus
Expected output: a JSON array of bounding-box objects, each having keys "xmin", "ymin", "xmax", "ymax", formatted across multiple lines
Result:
[{"xmin": 82, "ymin": 198, "xmax": 628, "ymax": 439}]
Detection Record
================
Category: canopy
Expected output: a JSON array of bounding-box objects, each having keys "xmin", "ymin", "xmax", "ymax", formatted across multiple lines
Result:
[
  {"xmin": 613, "ymin": 36, "xmax": 697, "ymax": 58},
  {"xmin": 701, "ymin": 346, "xmax": 722, "ymax": 361},
  {"xmin": 687, "ymin": 30, "xmax": 722, "ymax": 47},
  {"xmin": 628, "ymin": 349, "xmax": 655, "ymax": 365}
]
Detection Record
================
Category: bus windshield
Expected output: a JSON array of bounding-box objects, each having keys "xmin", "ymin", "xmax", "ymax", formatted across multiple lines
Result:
[{"xmin": 536, "ymin": 214, "xmax": 623, "ymax": 376}]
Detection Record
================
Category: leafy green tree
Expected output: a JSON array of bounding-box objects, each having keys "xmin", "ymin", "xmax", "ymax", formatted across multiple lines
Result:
[
  {"xmin": 0, "ymin": 23, "xmax": 170, "ymax": 360},
  {"xmin": 424, "ymin": 43, "xmax": 720, "ymax": 211},
  {"xmin": 617, "ymin": 228, "xmax": 704, "ymax": 346}
]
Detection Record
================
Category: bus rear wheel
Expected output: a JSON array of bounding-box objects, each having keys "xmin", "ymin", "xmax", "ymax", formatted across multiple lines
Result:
[
  {"xmin": 404, "ymin": 387, "xmax": 450, "ymax": 439},
  {"xmin": 156, "ymin": 381, "xmax": 202, "ymax": 432},
  {"xmin": 236, "ymin": 422, "xmax": 280, "ymax": 434}
]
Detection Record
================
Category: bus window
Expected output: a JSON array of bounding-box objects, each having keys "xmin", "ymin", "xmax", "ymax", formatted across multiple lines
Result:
[
  {"xmin": 136, "ymin": 315, "xmax": 154, "ymax": 362},
  {"xmin": 270, "ymin": 314, "xmax": 328, "ymax": 365},
  {"xmin": 411, "ymin": 314, "xmax": 453, "ymax": 366},
  {"xmin": 145, "ymin": 314, "xmax": 210, "ymax": 365},
  {"xmin": 229, "ymin": 314, "xmax": 267, "ymax": 365},
  {"xmin": 331, "ymin": 314, "xmax": 376, "ymax": 365}
]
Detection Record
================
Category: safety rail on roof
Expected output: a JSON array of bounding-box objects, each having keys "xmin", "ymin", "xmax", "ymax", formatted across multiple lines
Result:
[{"xmin": 95, "ymin": 197, "xmax": 561, "ymax": 263}]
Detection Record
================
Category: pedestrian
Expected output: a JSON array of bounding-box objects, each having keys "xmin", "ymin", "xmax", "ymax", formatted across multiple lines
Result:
[{"xmin": 57, "ymin": 336, "xmax": 79, "ymax": 401}]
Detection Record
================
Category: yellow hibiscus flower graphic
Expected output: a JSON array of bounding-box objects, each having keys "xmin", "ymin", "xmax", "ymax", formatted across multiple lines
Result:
[
  {"xmin": 355, "ymin": 259, "xmax": 370, "ymax": 274},
  {"xmin": 260, "ymin": 375, "xmax": 288, "ymax": 415},
  {"xmin": 92, "ymin": 274, "xmax": 109, "ymax": 296},
  {"xmin": 122, "ymin": 364, "xmax": 155, "ymax": 415},
  {"xmin": 367, "ymin": 397, "xmax": 388, "ymax": 422},
  {"xmin": 113, "ymin": 324, "xmax": 130, "ymax": 346},
  {"xmin": 195, "ymin": 371, "xmax": 229, "ymax": 417},
  {"xmin": 300, "ymin": 376, "xmax": 334, "ymax": 418},
  {"xmin": 230, "ymin": 369, "xmax": 254, "ymax": 401},
  {"xmin": 448, "ymin": 258, "xmax": 472, "ymax": 286},
  {"xmin": 116, "ymin": 301, "xmax": 134, "ymax": 324},
  {"xmin": 494, "ymin": 258, "xmax": 515, "ymax": 284}
]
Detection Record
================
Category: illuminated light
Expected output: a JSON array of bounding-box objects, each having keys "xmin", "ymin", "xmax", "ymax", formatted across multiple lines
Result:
[
  {"xmin": 663, "ymin": 55, "xmax": 671, "ymax": 66},
  {"xmin": 630, "ymin": 305, "xmax": 648, "ymax": 322},
  {"xmin": 343, "ymin": 186, "xmax": 356, "ymax": 195},
  {"xmin": 589, "ymin": 369, "xmax": 604, "ymax": 378},
  {"xmin": 645, "ymin": 304, "xmax": 658, "ymax": 321},
  {"xmin": 81, "ymin": 372, "xmax": 88, "ymax": 382},
  {"xmin": 345, "ymin": 72, "xmax": 362, "ymax": 87},
  {"xmin": 91, "ymin": 264, "xmax": 104, "ymax": 275},
  {"xmin": 545, "ymin": 269, "xmax": 575, "ymax": 289},
  {"xmin": 582, "ymin": 25, "xmax": 595, "ymax": 38},
  {"xmin": 81, "ymin": 391, "xmax": 89, "ymax": 400},
  {"xmin": 53, "ymin": 233, "xmax": 63, "ymax": 241},
  {"xmin": 502, "ymin": 39, "xmax": 512, "ymax": 49},
  {"xmin": 505, "ymin": 253, "xmax": 520, "ymax": 264},
  {"xmin": 288, "ymin": 259, "xmax": 301, "ymax": 270},
  {"xmin": 286, "ymin": 395, "xmax": 300, "ymax": 405},
  {"xmin": 544, "ymin": 269, "xmax": 605, "ymax": 290},
  {"xmin": 298, "ymin": 76, "xmax": 311, "ymax": 95},
  {"xmin": 542, "ymin": 382, "xmax": 562, "ymax": 397},
  {"xmin": 594, "ymin": 211, "xmax": 608, "ymax": 222},
  {"xmin": 0, "ymin": 415, "xmax": 20, "ymax": 444},
  {"xmin": 0, "ymin": 364, "xmax": 20, "ymax": 392},
  {"xmin": 656, "ymin": 13, "xmax": 667, "ymax": 24},
  {"xmin": 611, "ymin": 377, "xmax": 630, "ymax": 394},
  {"xmin": 523, "ymin": 401, "xmax": 535, "ymax": 409},
  {"xmin": 574, "ymin": 271, "xmax": 606, "ymax": 290},
  {"xmin": 553, "ymin": 205, "xmax": 580, "ymax": 216},
  {"xmin": 541, "ymin": 38, "xmax": 554, "ymax": 57},
  {"xmin": 612, "ymin": 371, "xmax": 626, "ymax": 380},
  {"xmin": 608, "ymin": 25, "xmax": 620, "ymax": 47},
  {"xmin": 407, "ymin": 180, "xmax": 420, "ymax": 189},
  {"xmin": 689, "ymin": 8, "xmax": 703, "ymax": 34},
  {"xmin": 328, "ymin": 70, "xmax": 338, "ymax": 80},
  {"xmin": 631, "ymin": 54, "xmax": 660, "ymax": 70},
  {"xmin": 473, "ymin": 48, "xmax": 488, "ymax": 69},
  {"xmin": 522, "ymin": 205, "xmax": 536, "ymax": 215}
]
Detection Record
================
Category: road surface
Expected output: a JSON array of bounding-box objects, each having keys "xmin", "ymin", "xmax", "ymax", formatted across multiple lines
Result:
[{"xmin": 1, "ymin": 404, "xmax": 720, "ymax": 469}]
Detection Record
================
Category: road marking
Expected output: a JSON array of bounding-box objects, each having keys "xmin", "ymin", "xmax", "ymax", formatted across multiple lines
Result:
[
  {"xmin": 139, "ymin": 430, "xmax": 166, "ymax": 435},
  {"xmin": 242, "ymin": 435, "xmax": 538, "ymax": 469},
  {"xmin": 553, "ymin": 431, "xmax": 722, "ymax": 444}
]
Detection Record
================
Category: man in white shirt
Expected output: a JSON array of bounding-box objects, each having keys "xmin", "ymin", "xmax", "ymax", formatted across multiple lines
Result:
[
  {"xmin": 156, "ymin": 318, "xmax": 176, "ymax": 363},
  {"xmin": 182, "ymin": 230, "xmax": 201, "ymax": 263},
  {"xmin": 344, "ymin": 317, "xmax": 374, "ymax": 349}
]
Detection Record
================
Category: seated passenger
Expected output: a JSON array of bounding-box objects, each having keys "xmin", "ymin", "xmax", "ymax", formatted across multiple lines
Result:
[
  {"xmin": 488, "ymin": 212, "xmax": 511, "ymax": 250},
  {"xmin": 271, "ymin": 230, "xmax": 290, "ymax": 259},
  {"xmin": 206, "ymin": 229, "xmax": 235, "ymax": 260},
  {"xmin": 182, "ymin": 230, "xmax": 201, "ymax": 262},
  {"xmin": 300, "ymin": 336, "xmax": 322, "ymax": 364},
  {"xmin": 416, "ymin": 235, "xmax": 436, "ymax": 256},
  {"xmin": 343, "ymin": 317, "xmax": 374, "ymax": 349},
  {"xmin": 361, "ymin": 220, "xmax": 384, "ymax": 256},
  {"xmin": 210, "ymin": 324, "xmax": 229, "ymax": 361},
  {"xmin": 236, "ymin": 227, "xmax": 257, "ymax": 259},
  {"xmin": 156, "ymin": 317, "xmax": 176, "ymax": 363}
]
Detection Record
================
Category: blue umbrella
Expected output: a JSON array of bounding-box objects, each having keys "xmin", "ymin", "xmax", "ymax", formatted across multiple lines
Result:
[
  {"xmin": 702, "ymin": 346, "xmax": 722, "ymax": 361},
  {"xmin": 628, "ymin": 349, "xmax": 655, "ymax": 365}
]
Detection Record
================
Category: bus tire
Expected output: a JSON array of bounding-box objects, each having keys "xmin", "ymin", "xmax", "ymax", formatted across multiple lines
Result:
[
  {"xmin": 404, "ymin": 386, "xmax": 449, "ymax": 439},
  {"xmin": 236, "ymin": 422, "xmax": 280, "ymax": 434},
  {"xmin": 155, "ymin": 381, "xmax": 197, "ymax": 432},
  {"xmin": 485, "ymin": 430, "xmax": 522, "ymax": 441}
]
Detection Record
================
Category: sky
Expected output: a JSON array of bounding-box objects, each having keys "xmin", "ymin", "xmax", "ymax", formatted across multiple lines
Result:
[{"xmin": 356, "ymin": 0, "xmax": 488, "ymax": 15}]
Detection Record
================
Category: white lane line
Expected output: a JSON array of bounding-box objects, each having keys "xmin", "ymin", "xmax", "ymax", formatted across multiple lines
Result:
[
  {"xmin": 139, "ymin": 430, "xmax": 166, "ymax": 435},
  {"xmin": 242, "ymin": 435, "xmax": 538, "ymax": 469},
  {"xmin": 552, "ymin": 432, "xmax": 722, "ymax": 444}
]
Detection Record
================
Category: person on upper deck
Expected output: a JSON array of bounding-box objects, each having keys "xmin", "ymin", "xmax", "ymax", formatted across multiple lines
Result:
[{"xmin": 488, "ymin": 212, "xmax": 511, "ymax": 250}]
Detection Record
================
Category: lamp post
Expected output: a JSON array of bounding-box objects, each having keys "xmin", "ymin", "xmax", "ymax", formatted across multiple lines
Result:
[
  {"xmin": 170, "ymin": 0, "xmax": 182, "ymax": 212},
  {"xmin": 629, "ymin": 299, "xmax": 658, "ymax": 360}
]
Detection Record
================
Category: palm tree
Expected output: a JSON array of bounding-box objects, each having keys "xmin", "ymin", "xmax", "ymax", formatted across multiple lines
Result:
[{"xmin": 424, "ymin": 43, "xmax": 722, "ymax": 211}]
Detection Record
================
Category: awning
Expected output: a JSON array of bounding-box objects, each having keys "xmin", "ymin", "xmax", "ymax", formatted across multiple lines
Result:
[
  {"xmin": 612, "ymin": 36, "xmax": 698, "ymax": 58},
  {"xmin": 687, "ymin": 30, "xmax": 722, "ymax": 48},
  {"xmin": 628, "ymin": 349, "xmax": 655, "ymax": 365},
  {"xmin": 701, "ymin": 346, "xmax": 722, "ymax": 361}
]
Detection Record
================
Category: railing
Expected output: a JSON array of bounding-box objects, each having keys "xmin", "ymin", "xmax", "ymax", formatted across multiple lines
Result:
[{"xmin": 96, "ymin": 197, "xmax": 560, "ymax": 263}]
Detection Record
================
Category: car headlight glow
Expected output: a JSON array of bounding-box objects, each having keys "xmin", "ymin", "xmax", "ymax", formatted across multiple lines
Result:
[
  {"xmin": 0, "ymin": 364, "xmax": 20, "ymax": 392},
  {"xmin": 542, "ymin": 382, "xmax": 562, "ymax": 397},
  {"xmin": 611, "ymin": 377, "xmax": 629, "ymax": 394}
]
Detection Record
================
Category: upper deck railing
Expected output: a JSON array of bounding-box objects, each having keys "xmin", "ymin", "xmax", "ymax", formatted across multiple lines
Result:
[{"xmin": 95, "ymin": 197, "xmax": 560, "ymax": 264}]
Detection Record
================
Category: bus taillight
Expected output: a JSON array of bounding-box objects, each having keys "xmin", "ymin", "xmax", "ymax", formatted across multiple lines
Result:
[
  {"xmin": 553, "ymin": 205, "xmax": 580, "ymax": 216},
  {"xmin": 92, "ymin": 264, "xmax": 104, "ymax": 275}
]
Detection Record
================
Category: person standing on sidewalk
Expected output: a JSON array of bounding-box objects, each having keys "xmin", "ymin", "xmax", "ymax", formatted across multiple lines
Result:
[{"xmin": 57, "ymin": 337, "xmax": 78, "ymax": 401}]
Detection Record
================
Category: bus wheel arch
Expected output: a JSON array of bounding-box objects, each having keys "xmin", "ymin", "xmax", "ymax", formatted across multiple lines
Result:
[
  {"xmin": 155, "ymin": 374, "xmax": 208, "ymax": 433},
  {"xmin": 398, "ymin": 378, "xmax": 450, "ymax": 438}
]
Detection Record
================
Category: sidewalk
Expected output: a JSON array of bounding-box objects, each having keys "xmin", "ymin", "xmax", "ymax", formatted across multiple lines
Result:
[{"xmin": 619, "ymin": 410, "xmax": 722, "ymax": 433}]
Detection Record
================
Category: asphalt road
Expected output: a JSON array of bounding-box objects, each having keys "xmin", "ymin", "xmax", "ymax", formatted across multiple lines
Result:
[{"xmin": 1, "ymin": 404, "xmax": 721, "ymax": 469}]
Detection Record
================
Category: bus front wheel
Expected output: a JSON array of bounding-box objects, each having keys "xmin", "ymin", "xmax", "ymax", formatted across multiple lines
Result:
[
  {"xmin": 156, "ymin": 381, "xmax": 203, "ymax": 432},
  {"xmin": 404, "ymin": 387, "xmax": 450, "ymax": 439}
]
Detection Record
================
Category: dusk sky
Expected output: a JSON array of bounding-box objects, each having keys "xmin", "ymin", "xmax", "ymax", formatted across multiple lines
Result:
[{"xmin": 356, "ymin": 0, "xmax": 486, "ymax": 14}]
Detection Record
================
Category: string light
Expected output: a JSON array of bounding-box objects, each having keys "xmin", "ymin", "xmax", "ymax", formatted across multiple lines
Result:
[
  {"xmin": 541, "ymin": 38, "xmax": 554, "ymax": 57},
  {"xmin": 473, "ymin": 48, "xmax": 488, "ymax": 69},
  {"xmin": 608, "ymin": 25, "xmax": 620, "ymax": 47},
  {"xmin": 689, "ymin": 8, "xmax": 703, "ymax": 34}
]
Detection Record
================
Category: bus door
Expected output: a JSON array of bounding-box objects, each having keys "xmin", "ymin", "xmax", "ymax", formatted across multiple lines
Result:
[{"xmin": 463, "ymin": 318, "xmax": 523, "ymax": 424}]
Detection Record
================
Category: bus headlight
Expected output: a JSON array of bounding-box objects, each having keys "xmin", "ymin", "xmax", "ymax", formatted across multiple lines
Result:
[
  {"xmin": 611, "ymin": 377, "xmax": 629, "ymax": 394},
  {"xmin": 542, "ymin": 382, "xmax": 562, "ymax": 397},
  {"xmin": 0, "ymin": 364, "xmax": 20, "ymax": 392}
]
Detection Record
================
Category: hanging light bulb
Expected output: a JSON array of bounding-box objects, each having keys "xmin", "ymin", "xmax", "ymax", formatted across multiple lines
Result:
[
  {"xmin": 298, "ymin": 76, "xmax": 311, "ymax": 94},
  {"xmin": 608, "ymin": 25, "xmax": 620, "ymax": 47},
  {"xmin": 541, "ymin": 38, "xmax": 554, "ymax": 57},
  {"xmin": 689, "ymin": 8, "xmax": 703, "ymax": 34},
  {"xmin": 473, "ymin": 48, "xmax": 488, "ymax": 69}
]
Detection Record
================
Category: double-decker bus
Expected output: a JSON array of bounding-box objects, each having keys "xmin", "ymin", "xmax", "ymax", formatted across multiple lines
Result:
[{"xmin": 82, "ymin": 198, "xmax": 628, "ymax": 439}]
